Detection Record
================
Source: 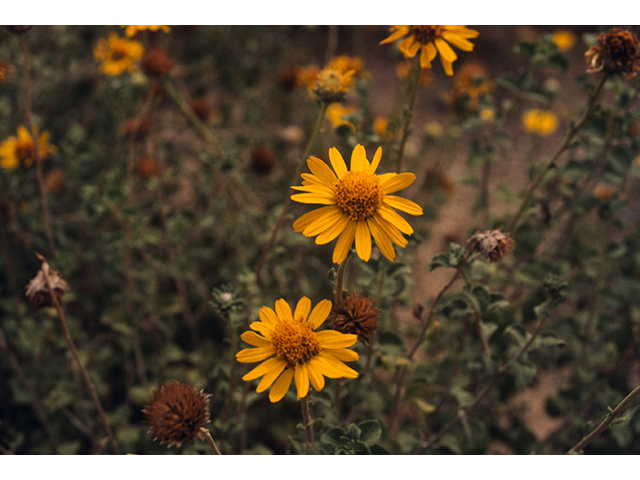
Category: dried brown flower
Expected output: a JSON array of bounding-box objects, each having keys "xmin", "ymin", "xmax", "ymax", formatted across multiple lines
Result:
[
  {"xmin": 585, "ymin": 27, "xmax": 640, "ymax": 79},
  {"xmin": 25, "ymin": 261, "xmax": 69, "ymax": 308},
  {"xmin": 124, "ymin": 117, "xmax": 151, "ymax": 142},
  {"xmin": 249, "ymin": 145, "xmax": 276, "ymax": 175},
  {"xmin": 142, "ymin": 381, "xmax": 211, "ymax": 449},
  {"xmin": 188, "ymin": 98, "xmax": 211, "ymax": 122},
  {"xmin": 331, "ymin": 293, "xmax": 380, "ymax": 345},
  {"xmin": 0, "ymin": 58, "xmax": 14, "ymax": 83},
  {"xmin": 141, "ymin": 46, "xmax": 174, "ymax": 79},
  {"xmin": 467, "ymin": 229, "xmax": 515, "ymax": 262},
  {"xmin": 134, "ymin": 156, "xmax": 159, "ymax": 179}
]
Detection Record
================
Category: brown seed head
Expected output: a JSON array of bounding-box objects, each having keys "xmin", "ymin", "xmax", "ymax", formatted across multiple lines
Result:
[
  {"xmin": 141, "ymin": 46, "xmax": 174, "ymax": 79},
  {"xmin": 124, "ymin": 117, "xmax": 151, "ymax": 141},
  {"xmin": 249, "ymin": 145, "xmax": 277, "ymax": 175},
  {"xmin": 331, "ymin": 293, "xmax": 380, "ymax": 345},
  {"xmin": 467, "ymin": 229, "xmax": 515, "ymax": 262},
  {"xmin": 142, "ymin": 381, "xmax": 211, "ymax": 449},
  {"xmin": 585, "ymin": 27, "xmax": 640, "ymax": 79},
  {"xmin": 25, "ymin": 261, "xmax": 69, "ymax": 308}
]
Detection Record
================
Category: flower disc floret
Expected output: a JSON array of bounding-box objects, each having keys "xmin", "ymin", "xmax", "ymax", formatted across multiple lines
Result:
[
  {"xmin": 291, "ymin": 144, "xmax": 423, "ymax": 263},
  {"xmin": 271, "ymin": 320, "xmax": 321, "ymax": 367},
  {"xmin": 334, "ymin": 171, "xmax": 384, "ymax": 221}
]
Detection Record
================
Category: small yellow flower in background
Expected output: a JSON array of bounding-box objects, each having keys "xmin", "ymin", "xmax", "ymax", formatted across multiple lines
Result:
[
  {"xmin": 551, "ymin": 29, "xmax": 577, "ymax": 52},
  {"xmin": 328, "ymin": 55, "xmax": 369, "ymax": 82},
  {"xmin": 295, "ymin": 65, "xmax": 320, "ymax": 92},
  {"xmin": 236, "ymin": 297, "xmax": 359, "ymax": 403},
  {"xmin": 373, "ymin": 117, "xmax": 393, "ymax": 141},
  {"xmin": 326, "ymin": 103, "xmax": 357, "ymax": 130},
  {"xmin": 522, "ymin": 109, "xmax": 558, "ymax": 136},
  {"xmin": 291, "ymin": 144, "xmax": 423, "ymax": 264},
  {"xmin": 0, "ymin": 125, "xmax": 57, "ymax": 170},
  {"xmin": 313, "ymin": 67, "xmax": 355, "ymax": 103},
  {"xmin": 94, "ymin": 33, "xmax": 144, "ymax": 76},
  {"xmin": 479, "ymin": 108, "xmax": 495, "ymax": 122},
  {"xmin": 380, "ymin": 25, "xmax": 479, "ymax": 76},
  {"xmin": 121, "ymin": 25, "xmax": 171, "ymax": 38},
  {"xmin": 449, "ymin": 63, "xmax": 493, "ymax": 113}
]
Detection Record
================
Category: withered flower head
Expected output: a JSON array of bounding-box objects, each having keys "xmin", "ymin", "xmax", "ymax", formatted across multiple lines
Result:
[
  {"xmin": 124, "ymin": 117, "xmax": 151, "ymax": 141},
  {"xmin": 141, "ymin": 46, "xmax": 174, "ymax": 79},
  {"xmin": 142, "ymin": 381, "xmax": 211, "ymax": 449},
  {"xmin": 249, "ymin": 145, "xmax": 276, "ymax": 175},
  {"xmin": 0, "ymin": 58, "xmax": 15, "ymax": 84},
  {"xmin": 467, "ymin": 229, "xmax": 515, "ymax": 262},
  {"xmin": 585, "ymin": 27, "xmax": 640, "ymax": 79},
  {"xmin": 25, "ymin": 259, "xmax": 69, "ymax": 308},
  {"xmin": 331, "ymin": 293, "xmax": 380, "ymax": 345}
]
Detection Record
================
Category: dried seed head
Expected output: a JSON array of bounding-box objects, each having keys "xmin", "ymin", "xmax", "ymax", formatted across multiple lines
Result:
[
  {"xmin": 141, "ymin": 46, "xmax": 174, "ymax": 79},
  {"xmin": 467, "ymin": 229, "xmax": 515, "ymax": 262},
  {"xmin": 331, "ymin": 293, "xmax": 380, "ymax": 345},
  {"xmin": 25, "ymin": 260, "xmax": 69, "ymax": 308},
  {"xmin": 585, "ymin": 27, "xmax": 640, "ymax": 79},
  {"xmin": 142, "ymin": 381, "xmax": 211, "ymax": 449},
  {"xmin": 249, "ymin": 145, "xmax": 277, "ymax": 175}
]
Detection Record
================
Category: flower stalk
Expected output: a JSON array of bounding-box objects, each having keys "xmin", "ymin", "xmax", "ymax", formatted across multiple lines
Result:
[
  {"xmin": 393, "ymin": 59, "xmax": 422, "ymax": 173},
  {"xmin": 198, "ymin": 427, "xmax": 222, "ymax": 455},
  {"xmin": 300, "ymin": 395, "xmax": 314, "ymax": 454}
]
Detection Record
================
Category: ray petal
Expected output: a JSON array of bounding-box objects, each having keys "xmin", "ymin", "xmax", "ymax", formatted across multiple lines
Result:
[
  {"xmin": 243, "ymin": 356, "xmax": 287, "ymax": 382},
  {"xmin": 383, "ymin": 195, "xmax": 424, "ymax": 216},
  {"xmin": 355, "ymin": 220, "xmax": 372, "ymax": 261},
  {"xmin": 373, "ymin": 212, "xmax": 408, "ymax": 247},
  {"xmin": 293, "ymin": 206, "xmax": 340, "ymax": 233},
  {"xmin": 350, "ymin": 144, "xmax": 368, "ymax": 172},
  {"xmin": 290, "ymin": 192, "xmax": 336, "ymax": 205},
  {"xmin": 317, "ymin": 331, "xmax": 358, "ymax": 348},
  {"xmin": 275, "ymin": 298, "xmax": 293, "ymax": 322},
  {"xmin": 308, "ymin": 299, "xmax": 332, "ymax": 329},
  {"xmin": 236, "ymin": 346, "xmax": 276, "ymax": 363},
  {"xmin": 378, "ymin": 204, "xmax": 414, "ymax": 235},
  {"xmin": 255, "ymin": 359, "xmax": 288, "ymax": 392},
  {"xmin": 314, "ymin": 214, "xmax": 350, "ymax": 245},
  {"xmin": 328, "ymin": 147, "xmax": 348, "ymax": 178},
  {"xmin": 369, "ymin": 147, "xmax": 383, "ymax": 174},
  {"xmin": 367, "ymin": 217, "xmax": 396, "ymax": 261},
  {"xmin": 294, "ymin": 364, "xmax": 310, "ymax": 399},
  {"xmin": 307, "ymin": 156, "xmax": 338, "ymax": 186},
  {"xmin": 306, "ymin": 358, "xmax": 326, "ymax": 391},
  {"xmin": 240, "ymin": 330, "xmax": 272, "ymax": 348},
  {"xmin": 332, "ymin": 219, "xmax": 357, "ymax": 264},
  {"xmin": 381, "ymin": 172, "xmax": 416, "ymax": 194},
  {"xmin": 269, "ymin": 368, "xmax": 294, "ymax": 402},
  {"xmin": 294, "ymin": 296, "xmax": 312, "ymax": 322}
]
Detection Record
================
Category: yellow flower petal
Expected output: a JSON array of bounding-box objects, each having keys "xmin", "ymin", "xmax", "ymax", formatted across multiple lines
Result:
[
  {"xmin": 258, "ymin": 306, "xmax": 279, "ymax": 326},
  {"xmin": 441, "ymin": 31, "xmax": 475, "ymax": 51},
  {"xmin": 294, "ymin": 364, "xmax": 309, "ymax": 399},
  {"xmin": 307, "ymin": 358, "xmax": 326, "ymax": 391},
  {"xmin": 241, "ymin": 330, "xmax": 271, "ymax": 348},
  {"xmin": 290, "ymin": 192, "xmax": 336, "ymax": 204},
  {"xmin": 293, "ymin": 206, "xmax": 339, "ymax": 233},
  {"xmin": 381, "ymin": 172, "xmax": 416, "ymax": 194},
  {"xmin": 308, "ymin": 299, "xmax": 332, "ymax": 329},
  {"xmin": 307, "ymin": 156, "xmax": 338, "ymax": 187},
  {"xmin": 269, "ymin": 367, "xmax": 294, "ymax": 402},
  {"xmin": 256, "ymin": 358, "xmax": 287, "ymax": 392},
  {"xmin": 249, "ymin": 321, "xmax": 274, "ymax": 337},
  {"xmin": 317, "ymin": 330, "xmax": 358, "ymax": 349},
  {"xmin": 275, "ymin": 298, "xmax": 293, "ymax": 323},
  {"xmin": 243, "ymin": 356, "xmax": 287, "ymax": 382},
  {"xmin": 369, "ymin": 146, "xmax": 383, "ymax": 174},
  {"xmin": 367, "ymin": 216, "xmax": 396, "ymax": 261},
  {"xmin": 332, "ymin": 219, "xmax": 357, "ymax": 264},
  {"xmin": 314, "ymin": 213, "xmax": 350, "ymax": 245},
  {"xmin": 374, "ymin": 212, "xmax": 408, "ymax": 247},
  {"xmin": 383, "ymin": 195, "xmax": 423, "ymax": 216},
  {"xmin": 378, "ymin": 204, "xmax": 414, "ymax": 235},
  {"xmin": 236, "ymin": 346, "xmax": 276, "ymax": 363},
  {"xmin": 355, "ymin": 220, "xmax": 372, "ymax": 261},
  {"xmin": 315, "ymin": 353, "xmax": 358, "ymax": 379},
  {"xmin": 434, "ymin": 37, "xmax": 457, "ymax": 63},
  {"xmin": 350, "ymin": 144, "xmax": 369, "ymax": 172},
  {"xmin": 328, "ymin": 147, "xmax": 348, "ymax": 178},
  {"xmin": 302, "ymin": 208, "xmax": 345, "ymax": 238},
  {"xmin": 323, "ymin": 348, "xmax": 359, "ymax": 362},
  {"xmin": 294, "ymin": 296, "xmax": 312, "ymax": 322}
]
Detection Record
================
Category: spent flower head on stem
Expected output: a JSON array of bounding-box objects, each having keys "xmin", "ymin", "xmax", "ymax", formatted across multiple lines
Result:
[
  {"xmin": 331, "ymin": 293, "xmax": 380, "ymax": 345},
  {"xmin": 585, "ymin": 27, "xmax": 640, "ymax": 79},
  {"xmin": 467, "ymin": 229, "xmax": 515, "ymax": 263}
]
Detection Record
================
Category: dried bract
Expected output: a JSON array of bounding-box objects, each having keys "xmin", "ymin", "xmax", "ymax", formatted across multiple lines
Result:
[
  {"xmin": 467, "ymin": 229, "xmax": 515, "ymax": 262},
  {"xmin": 332, "ymin": 293, "xmax": 380, "ymax": 345},
  {"xmin": 142, "ymin": 381, "xmax": 211, "ymax": 449},
  {"xmin": 25, "ymin": 261, "xmax": 69, "ymax": 308},
  {"xmin": 585, "ymin": 27, "xmax": 640, "ymax": 79}
]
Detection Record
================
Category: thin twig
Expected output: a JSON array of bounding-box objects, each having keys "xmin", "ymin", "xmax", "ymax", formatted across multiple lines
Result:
[
  {"xmin": 198, "ymin": 427, "xmax": 222, "ymax": 455},
  {"xmin": 300, "ymin": 395, "xmax": 315, "ymax": 455},
  {"xmin": 394, "ymin": 60, "xmax": 422, "ymax": 174}
]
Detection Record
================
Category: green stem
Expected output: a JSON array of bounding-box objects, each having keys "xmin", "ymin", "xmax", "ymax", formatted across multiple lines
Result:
[
  {"xmin": 255, "ymin": 101, "xmax": 329, "ymax": 284},
  {"xmin": 394, "ymin": 60, "xmax": 422, "ymax": 173},
  {"xmin": 300, "ymin": 395, "xmax": 314, "ymax": 454},
  {"xmin": 567, "ymin": 385, "xmax": 640, "ymax": 454},
  {"xmin": 506, "ymin": 73, "xmax": 608, "ymax": 233},
  {"xmin": 334, "ymin": 253, "xmax": 350, "ymax": 304}
]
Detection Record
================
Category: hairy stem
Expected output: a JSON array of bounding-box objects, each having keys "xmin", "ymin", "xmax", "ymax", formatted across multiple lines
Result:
[
  {"xmin": 394, "ymin": 60, "xmax": 422, "ymax": 174},
  {"xmin": 300, "ymin": 395, "xmax": 314, "ymax": 454}
]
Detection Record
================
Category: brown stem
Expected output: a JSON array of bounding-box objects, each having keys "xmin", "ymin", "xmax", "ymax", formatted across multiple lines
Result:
[
  {"xmin": 198, "ymin": 427, "xmax": 222, "ymax": 455},
  {"xmin": 506, "ymin": 73, "xmax": 608, "ymax": 233},
  {"xmin": 567, "ymin": 385, "xmax": 640, "ymax": 454},
  {"xmin": 394, "ymin": 60, "xmax": 422, "ymax": 174},
  {"xmin": 300, "ymin": 395, "xmax": 314, "ymax": 454},
  {"xmin": 37, "ymin": 254, "xmax": 120, "ymax": 454},
  {"xmin": 19, "ymin": 35, "xmax": 56, "ymax": 259}
]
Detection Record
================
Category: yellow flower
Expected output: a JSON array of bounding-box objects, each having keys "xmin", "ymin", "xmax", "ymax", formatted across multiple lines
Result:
[
  {"xmin": 0, "ymin": 125, "xmax": 57, "ymax": 170},
  {"xmin": 522, "ymin": 109, "xmax": 558, "ymax": 136},
  {"xmin": 326, "ymin": 103, "xmax": 357, "ymax": 130},
  {"xmin": 313, "ymin": 67, "xmax": 355, "ymax": 103},
  {"xmin": 380, "ymin": 25, "xmax": 479, "ymax": 75},
  {"xmin": 328, "ymin": 55, "xmax": 369, "ymax": 82},
  {"xmin": 122, "ymin": 25, "xmax": 171, "ymax": 38},
  {"xmin": 551, "ymin": 29, "xmax": 577, "ymax": 52},
  {"xmin": 236, "ymin": 297, "xmax": 359, "ymax": 403},
  {"xmin": 93, "ymin": 33, "xmax": 144, "ymax": 76},
  {"xmin": 373, "ymin": 117, "xmax": 393, "ymax": 141},
  {"xmin": 291, "ymin": 144, "xmax": 423, "ymax": 264}
]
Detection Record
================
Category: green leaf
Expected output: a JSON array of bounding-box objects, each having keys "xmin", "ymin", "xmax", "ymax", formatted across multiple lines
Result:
[{"xmin": 358, "ymin": 419, "xmax": 382, "ymax": 447}]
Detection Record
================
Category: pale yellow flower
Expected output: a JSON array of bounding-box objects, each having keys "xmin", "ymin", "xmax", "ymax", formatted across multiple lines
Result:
[
  {"xmin": 292, "ymin": 144, "xmax": 423, "ymax": 264},
  {"xmin": 551, "ymin": 29, "xmax": 577, "ymax": 52},
  {"xmin": 122, "ymin": 25, "xmax": 171, "ymax": 37},
  {"xmin": 237, "ymin": 297, "xmax": 358, "ymax": 403},
  {"xmin": 0, "ymin": 125, "xmax": 57, "ymax": 170},
  {"xmin": 94, "ymin": 33, "xmax": 144, "ymax": 76},
  {"xmin": 381, "ymin": 25, "xmax": 479, "ymax": 75},
  {"xmin": 522, "ymin": 109, "xmax": 558, "ymax": 136}
]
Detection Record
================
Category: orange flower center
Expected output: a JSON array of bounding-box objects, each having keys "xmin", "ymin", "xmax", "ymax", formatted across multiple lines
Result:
[
  {"xmin": 334, "ymin": 170, "xmax": 384, "ymax": 221},
  {"xmin": 110, "ymin": 44, "xmax": 130, "ymax": 61},
  {"xmin": 410, "ymin": 25, "xmax": 443, "ymax": 45},
  {"xmin": 15, "ymin": 137, "xmax": 35, "ymax": 162},
  {"xmin": 271, "ymin": 319, "xmax": 320, "ymax": 367}
]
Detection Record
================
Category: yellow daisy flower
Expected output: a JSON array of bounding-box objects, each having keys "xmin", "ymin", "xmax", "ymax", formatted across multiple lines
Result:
[
  {"xmin": 380, "ymin": 25, "xmax": 479, "ymax": 76},
  {"xmin": 522, "ymin": 109, "xmax": 558, "ymax": 136},
  {"xmin": 94, "ymin": 33, "xmax": 144, "ymax": 76},
  {"xmin": 0, "ymin": 125, "xmax": 57, "ymax": 170},
  {"xmin": 237, "ymin": 297, "xmax": 359, "ymax": 403},
  {"xmin": 551, "ymin": 29, "xmax": 577, "ymax": 52},
  {"xmin": 121, "ymin": 25, "xmax": 171, "ymax": 38},
  {"xmin": 326, "ymin": 103, "xmax": 357, "ymax": 130},
  {"xmin": 291, "ymin": 144, "xmax": 423, "ymax": 264}
]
